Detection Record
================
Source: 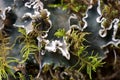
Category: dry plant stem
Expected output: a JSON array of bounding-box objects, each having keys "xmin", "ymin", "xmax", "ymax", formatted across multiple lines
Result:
[
  {"xmin": 79, "ymin": 72, "xmax": 86, "ymax": 80},
  {"xmin": 35, "ymin": 45, "xmax": 45, "ymax": 79},
  {"xmin": 34, "ymin": 52, "xmax": 42, "ymax": 79},
  {"xmin": 98, "ymin": 70, "xmax": 120, "ymax": 80},
  {"xmin": 113, "ymin": 50, "xmax": 117, "ymax": 65},
  {"xmin": 103, "ymin": 71, "xmax": 119, "ymax": 80}
]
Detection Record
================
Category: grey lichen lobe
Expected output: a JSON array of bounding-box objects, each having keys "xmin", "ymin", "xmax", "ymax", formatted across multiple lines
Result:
[{"xmin": 82, "ymin": 2, "xmax": 120, "ymax": 58}]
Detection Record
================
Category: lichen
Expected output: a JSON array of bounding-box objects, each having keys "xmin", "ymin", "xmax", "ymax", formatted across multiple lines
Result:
[{"xmin": 1, "ymin": 0, "xmax": 120, "ymax": 80}]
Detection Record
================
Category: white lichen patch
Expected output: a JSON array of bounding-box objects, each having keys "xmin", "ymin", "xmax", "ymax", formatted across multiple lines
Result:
[{"xmin": 45, "ymin": 40, "xmax": 70, "ymax": 60}]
